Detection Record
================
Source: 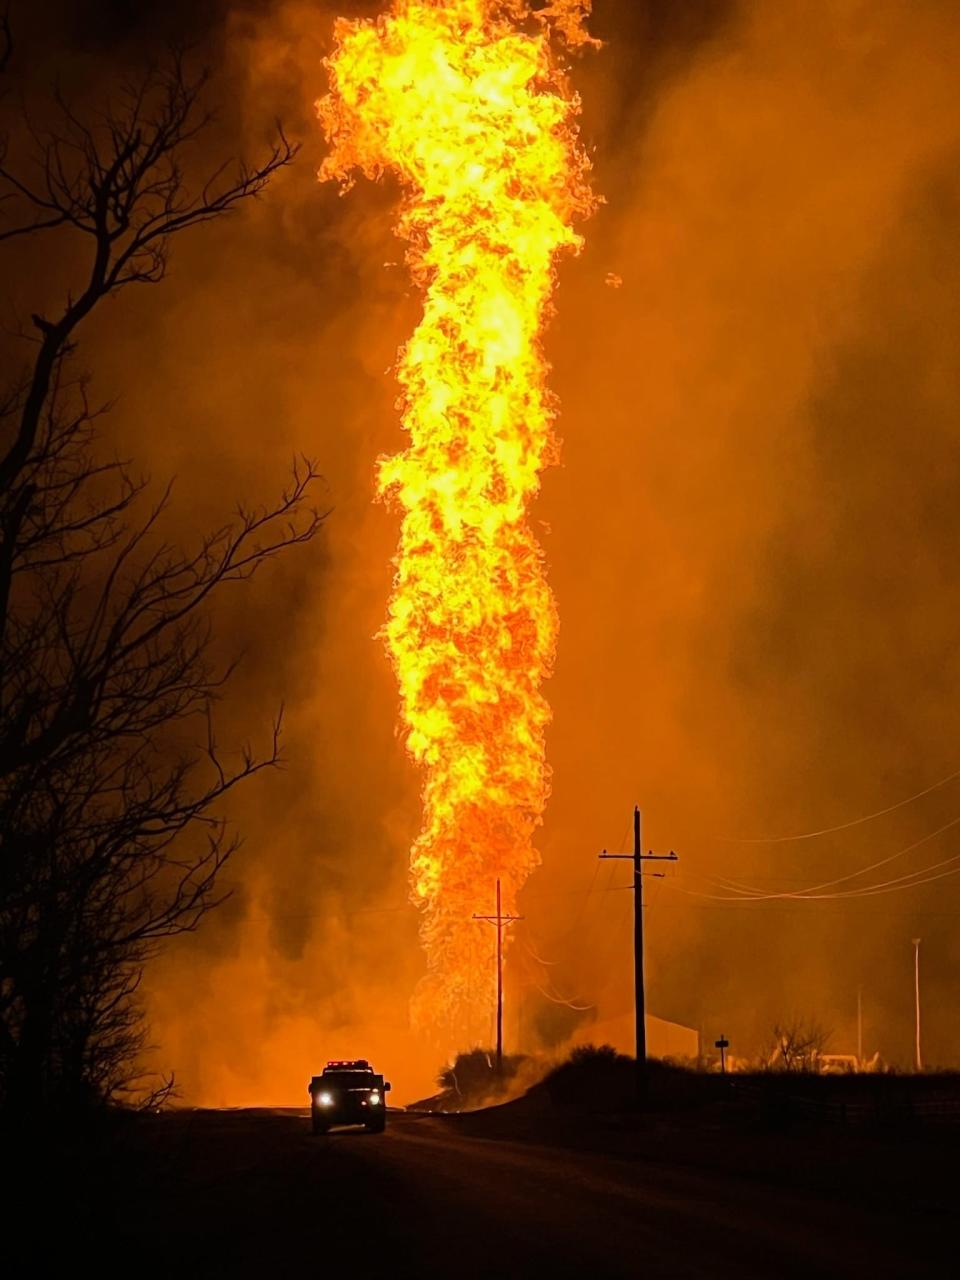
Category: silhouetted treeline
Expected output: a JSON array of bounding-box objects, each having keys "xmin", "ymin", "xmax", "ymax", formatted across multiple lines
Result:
[{"xmin": 0, "ymin": 41, "xmax": 321, "ymax": 1118}]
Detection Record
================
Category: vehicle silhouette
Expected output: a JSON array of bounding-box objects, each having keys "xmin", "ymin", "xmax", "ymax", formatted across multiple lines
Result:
[{"xmin": 308, "ymin": 1059, "xmax": 392, "ymax": 1134}]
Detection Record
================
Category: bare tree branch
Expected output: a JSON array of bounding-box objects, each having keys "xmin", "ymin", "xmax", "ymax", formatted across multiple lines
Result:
[
  {"xmin": 0, "ymin": 52, "xmax": 299, "ymax": 495},
  {"xmin": 0, "ymin": 49, "xmax": 321, "ymax": 1118},
  {"xmin": 0, "ymin": 7, "xmax": 11, "ymax": 77}
]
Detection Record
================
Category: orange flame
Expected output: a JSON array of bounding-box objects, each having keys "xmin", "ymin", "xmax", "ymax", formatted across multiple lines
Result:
[{"xmin": 319, "ymin": 0, "xmax": 596, "ymax": 1034}]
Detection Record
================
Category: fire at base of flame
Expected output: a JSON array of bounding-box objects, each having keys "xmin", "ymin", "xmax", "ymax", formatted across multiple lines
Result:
[{"xmin": 319, "ymin": 0, "xmax": 597, "ymax": 1040}]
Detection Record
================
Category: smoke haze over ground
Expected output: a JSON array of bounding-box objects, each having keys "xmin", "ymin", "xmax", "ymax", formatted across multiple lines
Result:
[{"xmin": 5, "ymin": 0, "xmax": 960, "ymax": 1102}]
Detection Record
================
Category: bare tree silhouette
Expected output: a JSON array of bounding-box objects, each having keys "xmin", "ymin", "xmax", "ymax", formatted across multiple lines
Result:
[
  {"xmin": 762, "ymin": 1018, "xmax": 832, "ymax": 1073},
  {"xmin": 0, "ymin": 48, "xmax": 321, "ymax": 1116},
  {"xmin": 0, "ymin": 9, "xmax": 11, "ymax": 78}
]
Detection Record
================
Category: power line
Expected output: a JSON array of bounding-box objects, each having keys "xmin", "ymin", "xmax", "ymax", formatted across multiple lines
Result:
[
  {"xmin": 678, "ymin": 867, "xmax": 960, "ymax": 903},
  {"xmin": 715, "ymin": 764, "xmax": 960, "ymax": 844},
  {"xmin": 521, "ymin": 942, "xmax": 594, "ymax": 1011},
  {"xmin": 688, "ymin": 845, "xmax": 960, "ymax": 902},
  {"xmin": 533, "ymin": 982, "xmax": 594, "ymax": 1012},
  {"xmin": 700, "ymin": 814, "xmax": 960, "ymax": 901},
  {"xmin": 522, "ymin": 936, "xmax": 557, "ymax": 967},
  {"xmin": 671, "ymin": 860, "xmax": 960, "ymax": 903},
  {"xmin": 520, "ymin": 938, "xmax": 596, "ymax": 1012},
  {"xmin": 655, "ymin": 881, "xmax": 960, "ymax": 916},
  {"xmin": 823, "ymin": 857, "xmax": 960, "ymax": 899},
  {"xmin": 719, "ymin": 855, "xmax": 960, "ymax": 901}
]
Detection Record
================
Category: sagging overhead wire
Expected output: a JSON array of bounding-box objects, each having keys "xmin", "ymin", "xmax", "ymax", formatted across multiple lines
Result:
[
  {"xmin": 523, "ymin": 937, "xmax": 558, "ymax": 967},
  {"xmin": 521, "ymin": 938, "xmax": 595, "ymax": 1012},
  {"xmin": 715, "ymin": 763, "xmax": 960, "ymax": 843},
  {"xmin": 704, "ymin": 814, "xmax": 960, "ymax": 901},
  {"xmin": 678, "ymin": 849, "xmax": 960, "ymax": 903},
  {"xmin": 657, "ymin": 880, "xmax": 960, "ymax": 916},
  {"xmin": 814, "ymin": 852, "xmax": 960, "ymax": 899},
  {"xmin": 534, "ymin": 983, "xmax": 595, "ymax": 1012}
]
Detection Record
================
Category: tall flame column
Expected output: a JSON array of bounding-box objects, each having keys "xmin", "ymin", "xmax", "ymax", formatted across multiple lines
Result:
[{"xmin": 319, "ymin": 0, "xmax": 595, "ymax": 1034}]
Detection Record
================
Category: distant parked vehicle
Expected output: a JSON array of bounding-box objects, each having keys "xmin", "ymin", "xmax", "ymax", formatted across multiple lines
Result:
[
  {"xmin": 308, "ymin": 1059, "xmax": 391, "ymax": 1134},
  {"xmin": 819, "ymin": 1054, "xmax": 860, "ymax": 1074}
]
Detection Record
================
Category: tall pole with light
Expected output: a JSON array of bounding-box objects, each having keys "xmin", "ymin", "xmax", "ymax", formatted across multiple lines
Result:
[
  {"xmin": 857, "ymin": 985, "xmax": 863, "ymax": 1067},
  {"xmin": 912, "ymin": 937, "xmax": 922, "ymax": 1072}
]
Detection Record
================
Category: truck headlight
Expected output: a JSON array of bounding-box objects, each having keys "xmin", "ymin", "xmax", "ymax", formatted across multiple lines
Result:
[
  {"xmin": 369, "ymin": 1091, "xmax": 381, "ymax": 1105},
  {"xmin": 317, "ymin": 1091, "xmax": 334, "ymax": 1107}
]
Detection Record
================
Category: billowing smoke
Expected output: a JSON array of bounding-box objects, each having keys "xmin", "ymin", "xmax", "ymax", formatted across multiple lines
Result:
[{"xmin": 6, "ymin": 0, "xmax": 960, "ymax": 1102}]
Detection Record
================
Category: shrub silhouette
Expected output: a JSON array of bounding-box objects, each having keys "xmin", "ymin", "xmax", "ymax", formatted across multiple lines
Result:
[
  {"xmin": 543, "ymin": 1044, "xmax": 636, "ymax": 1109},
  {"xmin": 436, "ymin": 1048, "xmax": 530, "ymax": 1107}
]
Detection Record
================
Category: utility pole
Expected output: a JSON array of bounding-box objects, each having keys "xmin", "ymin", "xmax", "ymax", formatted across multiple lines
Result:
[
  {"xmin": 912, "ymin": 938, "xmax": 922, "ymax": 1072},
  {"xmin": 857, "ymin": 985, "xmax": 863, "ymax": 1066},
  {"xmin": 599, "ymin": 806, "xmax": 677, "ymax": 1101},
  {"xmin": 473, "ymin": 879, "xmax": 522, "ymax": 1075}
]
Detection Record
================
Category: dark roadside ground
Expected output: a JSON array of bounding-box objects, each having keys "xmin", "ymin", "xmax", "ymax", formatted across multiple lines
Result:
[{"xmin": 7, "ymin": 1085, "xmax": 957, "ymax": 1279}]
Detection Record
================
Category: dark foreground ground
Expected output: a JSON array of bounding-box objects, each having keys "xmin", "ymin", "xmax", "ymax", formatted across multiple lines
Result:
[{"xmin": 10, "ymin": 1101, "xmax": 956, "ymax": 1278}]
